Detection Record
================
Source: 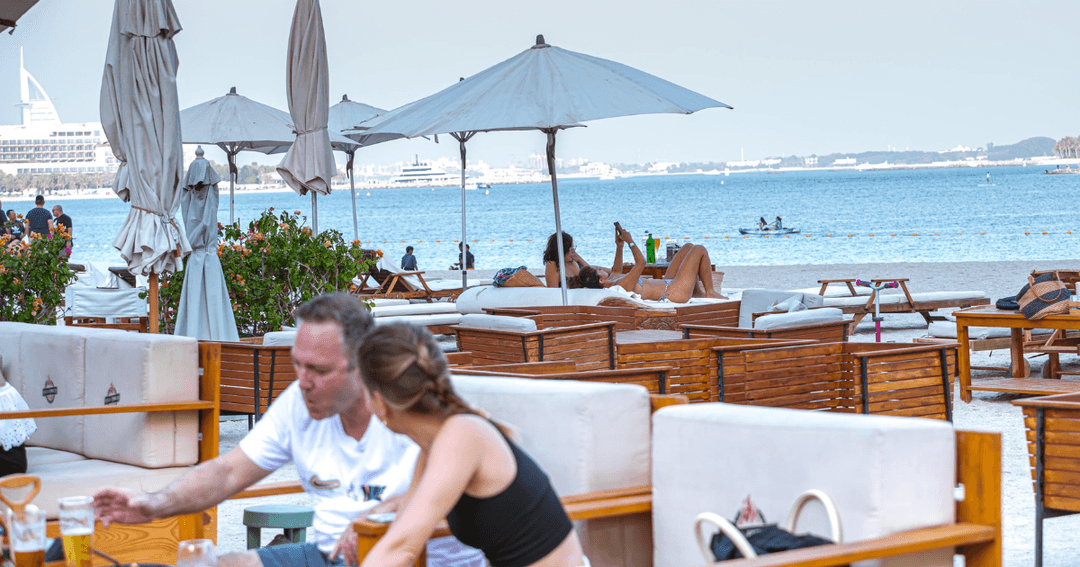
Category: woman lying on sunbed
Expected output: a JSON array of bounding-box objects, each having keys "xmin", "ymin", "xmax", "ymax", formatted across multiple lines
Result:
[{"xmin": 567, "ymin": 224, "xmax": 725, "ymax": 303}]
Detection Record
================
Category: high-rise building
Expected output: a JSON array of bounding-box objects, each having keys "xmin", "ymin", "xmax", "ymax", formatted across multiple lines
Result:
[{"xmin": 0, "ymin": 49, "xmax": 119, "ymax": 177}]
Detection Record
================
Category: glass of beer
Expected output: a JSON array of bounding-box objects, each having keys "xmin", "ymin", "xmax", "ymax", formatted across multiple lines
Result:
[
  {"xmin": 177, "ymin": 538, "xmax": 216, "ymax": 567},
  {"xmin": 58, "ymin": 496, "xmax": 94, "ymax": 567},
  {"xmin": 10, "ymin": 504, "xmax": 45, "ymax": 567}
]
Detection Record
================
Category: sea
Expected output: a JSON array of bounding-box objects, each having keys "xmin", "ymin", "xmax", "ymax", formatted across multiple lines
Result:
[{"xmin": 20, "ymin": 164, "xmax": 1080, "ymax": 271}]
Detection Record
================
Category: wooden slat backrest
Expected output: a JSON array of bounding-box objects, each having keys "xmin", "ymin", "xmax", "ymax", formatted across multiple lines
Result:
[
  {"xmin": 740, "ymin": 343, "xmax": 851, "ymax": 411},
  {"xmin": 453, "ymin": 366, "xmax": 670, "ymax": 395},
  {"xmin": 710, "ymin": 339, "xmax": 820, "ymax": 404},
  {"xmin": 617, "ymin": 337, "xmax": 718, "ymax": 401},
  {"xmin": 682, "ymin": 320, "xmax": 850, "ymax": 343},
  {"xmin": 674, "ymin": 301, "xmax": 740, "ymax": 328},
  {"xmin": 453, "ymin": 322, "xmax": 616, "ymax": 370},
  {"xmin": 445, "ymin": 351, "xmax": 473, "ymax": 366},
  {"xmin": 457, "ymin": 361, "xmax": 579, "ymax": 375},
  {"xmin": 1017, "ymin": 395, "xmax": 1080, "ymax": 514},
  {"xmin": 201, "ymin": 341, "xmax": 295, "ymax": 418},
  {"xmin": 852, "ymin": 344, "xmax": 955, "ymax": 421}
]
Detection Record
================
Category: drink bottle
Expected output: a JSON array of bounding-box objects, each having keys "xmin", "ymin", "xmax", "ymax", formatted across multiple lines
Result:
[{"xmin": 645, "ymin": 233, "xmax": 656, "ymax": 263}]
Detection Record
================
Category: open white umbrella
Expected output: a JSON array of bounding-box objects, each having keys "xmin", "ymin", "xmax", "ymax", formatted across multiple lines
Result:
[
  {"xmin": 174, "ymin": 146, "xmax": 240, "ymax": 341},
  {"xmin": 100, "ymin": 0, "xmax": 191, "ymax": 333},
  {"xmin": 277, "ymin": 0, "xmax": 335, "ymax": 235},
  {"xmin": 363, "ymin": 35, "xmax": 731, "ymax": 302},
  {"xmin": 329, "ymin": 95, "xmax": 385, "ymax": 241}
]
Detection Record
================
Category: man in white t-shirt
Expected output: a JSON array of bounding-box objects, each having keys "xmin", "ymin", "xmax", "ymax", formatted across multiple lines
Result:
[{"xmin": 93, "ymin": 293, "xmax": 482, "ymax": 567}]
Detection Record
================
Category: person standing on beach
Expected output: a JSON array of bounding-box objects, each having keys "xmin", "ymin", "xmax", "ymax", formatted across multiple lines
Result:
[
  {"xmin": 52, "ymin": 205, "xmax": 72, "ymax": 237},
  {"xmin": 24, "ymin": 195, "xmax": 52, "ymax": 236},
  {"xmin": 92, "ymin": 293, "xmax": 483, "ymax": 567},
  {"xmin": 401, "ymin": 246, "xmax": 418, "ymax": 271}
]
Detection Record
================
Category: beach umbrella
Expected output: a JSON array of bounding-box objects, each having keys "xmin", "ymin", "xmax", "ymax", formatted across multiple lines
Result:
[
  {"xmin": 364, "ymin": 34, "xmax": 731, "ymax": 302},
  {"xmin": 329, "ymin": 95, "xmax": 386, "ymax": 241},
  {"xmin": 276, "ymin": 0, "xmax": 335, "ymax": 235},
  {"xmin": 100, "ymin": 0, "xmax": 191, "ymax": 333},
  {"xmin": 173, "ymin": 146, "xmax": 240, "ymax": 341},
  {"xmin": 179, "ymin": 87, "xmax": 294, "ymax": 225}
]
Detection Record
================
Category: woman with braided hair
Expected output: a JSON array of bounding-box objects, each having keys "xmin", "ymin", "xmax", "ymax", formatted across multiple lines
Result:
[{"xmin": 357, "ymin": 323, "xmax": 587, "ymax": 567}]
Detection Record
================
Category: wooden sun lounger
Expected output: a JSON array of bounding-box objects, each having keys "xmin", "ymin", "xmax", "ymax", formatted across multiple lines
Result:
[
  {"xmin": 354, "ymin": 267, "xmax": 463, "ymax": 302},
  {"xmin": 716, "ymin": 341, "xmax": 958, "ymax": 421},
  {"xmin": 818, "ymin": 278, "xmax": 990, "ymax": 326}
]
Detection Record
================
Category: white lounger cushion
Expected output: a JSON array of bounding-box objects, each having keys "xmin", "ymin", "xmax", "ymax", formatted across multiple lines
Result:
[
  {"xmin": 738, "ymin": 289, "xmax": 825, "ymax": 328},
  {"xmin": 457, "ymin": 314, "xmax": 537, "ymax": 333},
  {"xmin": 83, "ymin": 332, "xmax": 199, "ymax": 468},
  {"xmin": 371, "ymin": 302, "xmax": 459, "ymax": 317},
  {"xmin": 456, "ymin": 286, "xmax": 628, "ymax": 314},
  {"xmin": 27, "ymin": 446, "xmax": 87, "ymax": 466},
  {"xmin": 824, "ymin": 291, "xmax": 987, "ymax": 308},
  {"xmin": 262, "ymin": 331, "xmax": 298, "ymax": 347},
  {"xmin": 450, "ymin": 375, "xmax": 651, "ymax": 567},
  {"xmin": 32, "ymin": 458, "xmax": 189, "ymax": 519},
  {"xmin": 652, "ymin": 404, "xmax": 954, "ymax": 567},
  {"xmin": 375, "ymin": 314, "xmax": 464, "ymax": 328},
  {"xmin": 754, "ymin": 307, "xmax": 845, "ymax": 330},
  {"xmin": 927, "ymin": 321, "xmax": 1011, "ymax": 340}
]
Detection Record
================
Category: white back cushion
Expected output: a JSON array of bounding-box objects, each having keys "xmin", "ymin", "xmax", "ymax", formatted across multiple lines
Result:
[
  {"xmin": 753, "ymin": 307, "xmax": 844, "ymax": 330},
  {"xmin": 0, "ymin": 322, "xmax": 35, "ymax": 392},
  {"xmin": 262, "ymin": 331, "xmax": 298, "ymax": 347},
  {"xmin": 739, "ymin": 289, "xmax": 825, "ymax": 328},
  {"xmin": 652, "ymin": 404, "xmax": 955, "ymax": 567},
  {"xmin": 83, "ymin": 332, "xmax": 199, "ymax": 468},
  {"xmin": 457, "ymin": 314, "xmax": 538, "ymax": 333}
]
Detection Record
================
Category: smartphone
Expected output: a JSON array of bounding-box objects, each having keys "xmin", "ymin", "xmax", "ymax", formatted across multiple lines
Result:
[
  {"xmin": 614, "ymin": 221, "xmax": 624, "ymax": 234},
  {"xmin": 366, "ymin": 512, "xmax": 397, "ymax": 523}
]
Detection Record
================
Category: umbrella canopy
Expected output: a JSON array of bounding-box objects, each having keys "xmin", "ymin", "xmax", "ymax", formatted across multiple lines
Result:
[
  {"xmin": 276, "ymin": 0, "xmax": 335, "ymax": 199},
  {"xmin": 363, "ymin": 35, "xmax": 731, "ymax": 301},
  {"xmin": 174, "ymin": 146, "xmax": 240, "ymax": 341},
  {"xmin": 0, "ymin": 0, "xmax": 42, "ymax": 35},
  {"xmin": 100, "ymin": 0, "xmax": 191, "ymax": 279}
]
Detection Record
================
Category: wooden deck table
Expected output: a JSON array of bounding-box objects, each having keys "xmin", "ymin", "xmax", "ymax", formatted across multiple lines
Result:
[{"xmin": 955, "ymin": 306, "xmax": 1080, "ymax": 402}]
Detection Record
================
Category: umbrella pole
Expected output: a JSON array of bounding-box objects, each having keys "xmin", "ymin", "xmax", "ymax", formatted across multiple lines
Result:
[
  {"xmin": 312, "ymin": 193, "xmax": 319, "ymax": 235},
  {"xmin": 148, "ymin": 272, "xmax": 159, "ymax": 334},
  {"xmin": 546, "ymin": 129, "xmax": 569, "ymax": 306},
  {"xmin": 458, "ymin": 136, "xmax": 468, "ymax": 289},
  {"xmin": 228, "ymin": 151, "xmax": 237, "ymax": 225},
  {"xmin": 348, "ymin": 150, "xmax": 358, "ymax": 242}
]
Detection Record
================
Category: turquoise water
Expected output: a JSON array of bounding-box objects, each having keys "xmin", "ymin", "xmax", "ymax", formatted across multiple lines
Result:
[{"xmin": 28, "ymin": 165, "xmax": 1080, "ymax": 270}]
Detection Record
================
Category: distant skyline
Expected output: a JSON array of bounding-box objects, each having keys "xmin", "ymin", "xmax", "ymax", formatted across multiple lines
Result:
[{"xmin": 0, "ymin": 0, "xmax": 1075, "ymax": 170}]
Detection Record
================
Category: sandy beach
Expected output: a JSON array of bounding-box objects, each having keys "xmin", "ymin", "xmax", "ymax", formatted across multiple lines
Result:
[{"xmin": 212, "ymin": 259, "xmax": 1080, "ymax": 565}]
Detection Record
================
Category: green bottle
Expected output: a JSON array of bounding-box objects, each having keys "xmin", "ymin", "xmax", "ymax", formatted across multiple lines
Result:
[{"xmin": 645, "ymin": 232, "xmax": 656, "ymax": 263}]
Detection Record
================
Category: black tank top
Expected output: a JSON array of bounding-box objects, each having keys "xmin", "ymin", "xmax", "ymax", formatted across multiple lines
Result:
[{"xmin": 446, "ymin": 429, "xmax": 572, "ymax": 567}]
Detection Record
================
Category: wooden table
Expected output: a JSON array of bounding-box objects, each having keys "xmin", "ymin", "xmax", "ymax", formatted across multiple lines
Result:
[{"xmin": 955, "ymin": 306, "xmax": 1080, "ymax": 402}]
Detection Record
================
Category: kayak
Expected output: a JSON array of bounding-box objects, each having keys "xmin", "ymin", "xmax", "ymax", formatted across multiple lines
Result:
[{"xmin": 739, "ymin": 227, "xmax": 800, "ymax": 236}]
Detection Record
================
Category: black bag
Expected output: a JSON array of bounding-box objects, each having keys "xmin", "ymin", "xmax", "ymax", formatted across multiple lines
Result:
[
  {"xmin": 710, "ymin": 524, "xmax": 839, "ymax": 561},
  {"xmin": 1017, "ymin": 273, "xmax": 1070, "ymax": 320},
  {"xmin": 995, "ymin": 295, "xmax": 1019, "ymax": 310}
]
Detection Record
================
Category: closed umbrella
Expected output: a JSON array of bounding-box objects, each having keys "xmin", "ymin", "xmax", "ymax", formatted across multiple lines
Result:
[
  {"xmin": 174, "ymin": 146, "xmax": 240, "ymax": 341},
  {"xmin": 329, "ymin": 95, "xmax": 385, "ymax": 241},
  {"xmin": 363, "ymin": 35, "xmax": 731, "ymax": 303},
  {"xmin": 277, "ymin": 0, "xmax": 335, "ymax": 235},
  {"xmin": 100, "ymin": 0, "xmax": 191, "ymax": 333}
]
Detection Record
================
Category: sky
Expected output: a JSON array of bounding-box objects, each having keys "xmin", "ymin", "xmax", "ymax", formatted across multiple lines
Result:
[{"xmin": 0, "ymin": 0, "xmax": 1076, "ymax": 169}]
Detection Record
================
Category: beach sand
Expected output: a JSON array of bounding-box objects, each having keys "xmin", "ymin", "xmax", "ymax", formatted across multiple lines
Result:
[{"xmin": 213, "ymin": 259, "xmax": 1080, "ymax": 565}]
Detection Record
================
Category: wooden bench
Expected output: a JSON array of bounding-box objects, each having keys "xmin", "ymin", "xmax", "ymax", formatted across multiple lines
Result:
[
  {"xmin": 1013, "ymin": 392, "xmax": 1080, "ymax": 567},
  {"xmin": 453, "ymin": 321, "xmax": 617, "ymax": 371},
  {"xmin": 716, "ymin": 341, "xmax": 958, "ymax": 421},
  {"xmin": 698, "ymin": 430, "xmax": 1001, "ymax": 567},
  {"xmin": 200, "ymin": 340, "xmax": 295, "ymax": 427}
]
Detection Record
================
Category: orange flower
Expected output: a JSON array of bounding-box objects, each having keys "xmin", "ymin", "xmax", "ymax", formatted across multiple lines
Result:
[{"xmin": 323, "ymin": 240, "xmax": 332, "ymax": 248}]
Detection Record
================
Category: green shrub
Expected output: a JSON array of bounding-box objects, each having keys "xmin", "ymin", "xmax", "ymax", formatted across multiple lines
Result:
[{"xmin": 0, "ymin": 226, "xmax": 78, "ymax": 324}]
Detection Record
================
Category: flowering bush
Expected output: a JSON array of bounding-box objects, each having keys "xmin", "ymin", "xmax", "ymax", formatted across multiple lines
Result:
[
  {"xmin": 156, "ymin": 208, "xmax": 376, "ymax": 336},
  {"xmin": 0, "ymin": 226, "xmax": 78, "ymax": 324}
]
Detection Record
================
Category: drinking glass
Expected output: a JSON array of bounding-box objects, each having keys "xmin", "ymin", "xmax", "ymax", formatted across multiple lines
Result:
[
  {"xmin": 58, "ymin": 496, "xmax": 94, "ymax": 567},
  {"xmin": 177, "ymin": 538, "xmax": 217, "ymax": 567},
  {"xmin": 10, "ymin": 505, "xmax": 46, "ymax": 567}
]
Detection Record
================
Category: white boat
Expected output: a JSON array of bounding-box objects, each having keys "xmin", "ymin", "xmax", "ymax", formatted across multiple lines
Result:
[{"xmin": 389, "ymin": 156, "xmax": 457, "ymax": 185}]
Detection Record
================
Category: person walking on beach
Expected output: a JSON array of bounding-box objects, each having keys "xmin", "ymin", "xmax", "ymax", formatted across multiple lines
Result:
[
  {"xmin": 24, "ymin": 195, "xmax": 52, "ymax": 236},
  {"xmin": 452, "ymin": 242, "xmax": 475, "ymax": 270},
  {"xmin": 401, "ymin": 246, "xmax": 418, "ymax": 271},
  {"xmin": 52, "ymin": 205, "xmax": 72, "ymax": 237},
  {"xmin": 355, "ymin": 322, "xmax": 586, "ymax": 567},
  {"xmin": 93, "ymin": 293, "xmax": 482, "ymax": 567}
]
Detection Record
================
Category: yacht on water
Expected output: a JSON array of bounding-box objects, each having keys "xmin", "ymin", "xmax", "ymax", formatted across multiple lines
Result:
[{"xmin": 389, "ymin": 156, "xmax": 457, "ymax": 185}]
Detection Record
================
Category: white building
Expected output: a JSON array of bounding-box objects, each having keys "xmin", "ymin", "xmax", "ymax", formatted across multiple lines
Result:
[
  {"xmin": 0, "ymin": 50, "xmax": 119, "ymax": 177},
  {"xmin": 833, "ymin": 157, "xmax": 857, "ymax": 166}
]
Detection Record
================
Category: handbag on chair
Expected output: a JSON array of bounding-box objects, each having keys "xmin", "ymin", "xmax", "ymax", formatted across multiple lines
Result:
[{"xmin": 694, "ymin": 490, "xmax": 846, "ymax": 564}]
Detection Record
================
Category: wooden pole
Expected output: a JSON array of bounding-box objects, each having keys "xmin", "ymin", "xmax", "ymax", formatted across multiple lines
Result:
[{"xmin": 149, "ymin": 272, "xmax": 159, "ymax": 334}]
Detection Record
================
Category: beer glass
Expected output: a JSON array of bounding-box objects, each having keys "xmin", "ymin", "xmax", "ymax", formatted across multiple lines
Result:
[
  {"xmin": 177, "ymin": 538, "xmax": 216, "ymax": 567},
  {"xmin": 10, "ymin": 504, "xmax": 45, "ymax": 567},
  {"xmin": 58, "ymin": 496, "xmax": 94, "ymax": 567}
]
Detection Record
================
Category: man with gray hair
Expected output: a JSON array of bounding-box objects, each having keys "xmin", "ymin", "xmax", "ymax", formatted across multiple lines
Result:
[{"xmin": 94, "ymin": 293, "xmax": 481, "ymax": 567}]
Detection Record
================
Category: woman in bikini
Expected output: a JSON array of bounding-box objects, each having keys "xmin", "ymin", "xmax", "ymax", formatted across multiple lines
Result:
[
  {"xmin": 543, "ymin": 231, "xmax": 590, "ymax": 287},
  {"xmin": 357, "ymin": 323, "xmax": 586, "ymax": 567},
  {"xmin": 568, "ymin": 224, "xmax": 725, "ymax": 303}
]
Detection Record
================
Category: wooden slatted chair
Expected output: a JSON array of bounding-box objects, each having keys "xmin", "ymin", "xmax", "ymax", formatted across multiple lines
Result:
[
  {"xmin": 200, "ymin": 340, "xmax": 295, "ymax": 428},
  {"xmin": 717, "ymin": 341, "xmax": 958, "ymax": 421},
  {"xmin": 452, "ymin": 319, "xmax": 617, "ymax": 371}
]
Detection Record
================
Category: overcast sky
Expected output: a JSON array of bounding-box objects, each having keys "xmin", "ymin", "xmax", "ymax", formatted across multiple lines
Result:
[{"xmin": 1, "ymin": 0, "xmax": 1075, "ymax": 169}]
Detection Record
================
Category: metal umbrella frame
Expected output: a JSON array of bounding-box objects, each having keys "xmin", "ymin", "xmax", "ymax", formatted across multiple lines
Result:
[{"xmin": 363, "ymin": 35, "xmax": 731, "ymax": 303}]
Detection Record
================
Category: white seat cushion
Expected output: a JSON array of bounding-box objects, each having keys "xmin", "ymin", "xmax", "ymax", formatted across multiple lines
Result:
[
  {"xmin": 739, "ymin": 289, "xmax": 825, "ymax": 328},
  {"xmin": 371, "ymin": 303, "xmax": 459, "ymax": 317},
  {"xmin": 909, "ymin": 291, "xmax": 987, "ymax": 302},
  {"xmin": 652, "ymin": 404, "xmax": 954, "ymax": 567},
  {"xmin": 754, "ymin": 307, "xmax": 845, "ymax": 330},
  {"xmin": 83, "ymin": 332, "xmax": 199, "ymax": 468},
  {"xmin": 262, "ymin": 331, "xmax": 298, "ymax": 347},
  {"xmin": 927, "ymin": 321, "xmax": 1011, "ymax": 340},
  {"xmin": 26, "ymin": 446, "xmax": 86, "ymax": 466},
  {"xmin": 457, "ymin": 314, "xmax": 537, "ymax": 333},
  {"xmin": 30, "ymin": 458, "xmax": 189, "ymax": 519}
]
